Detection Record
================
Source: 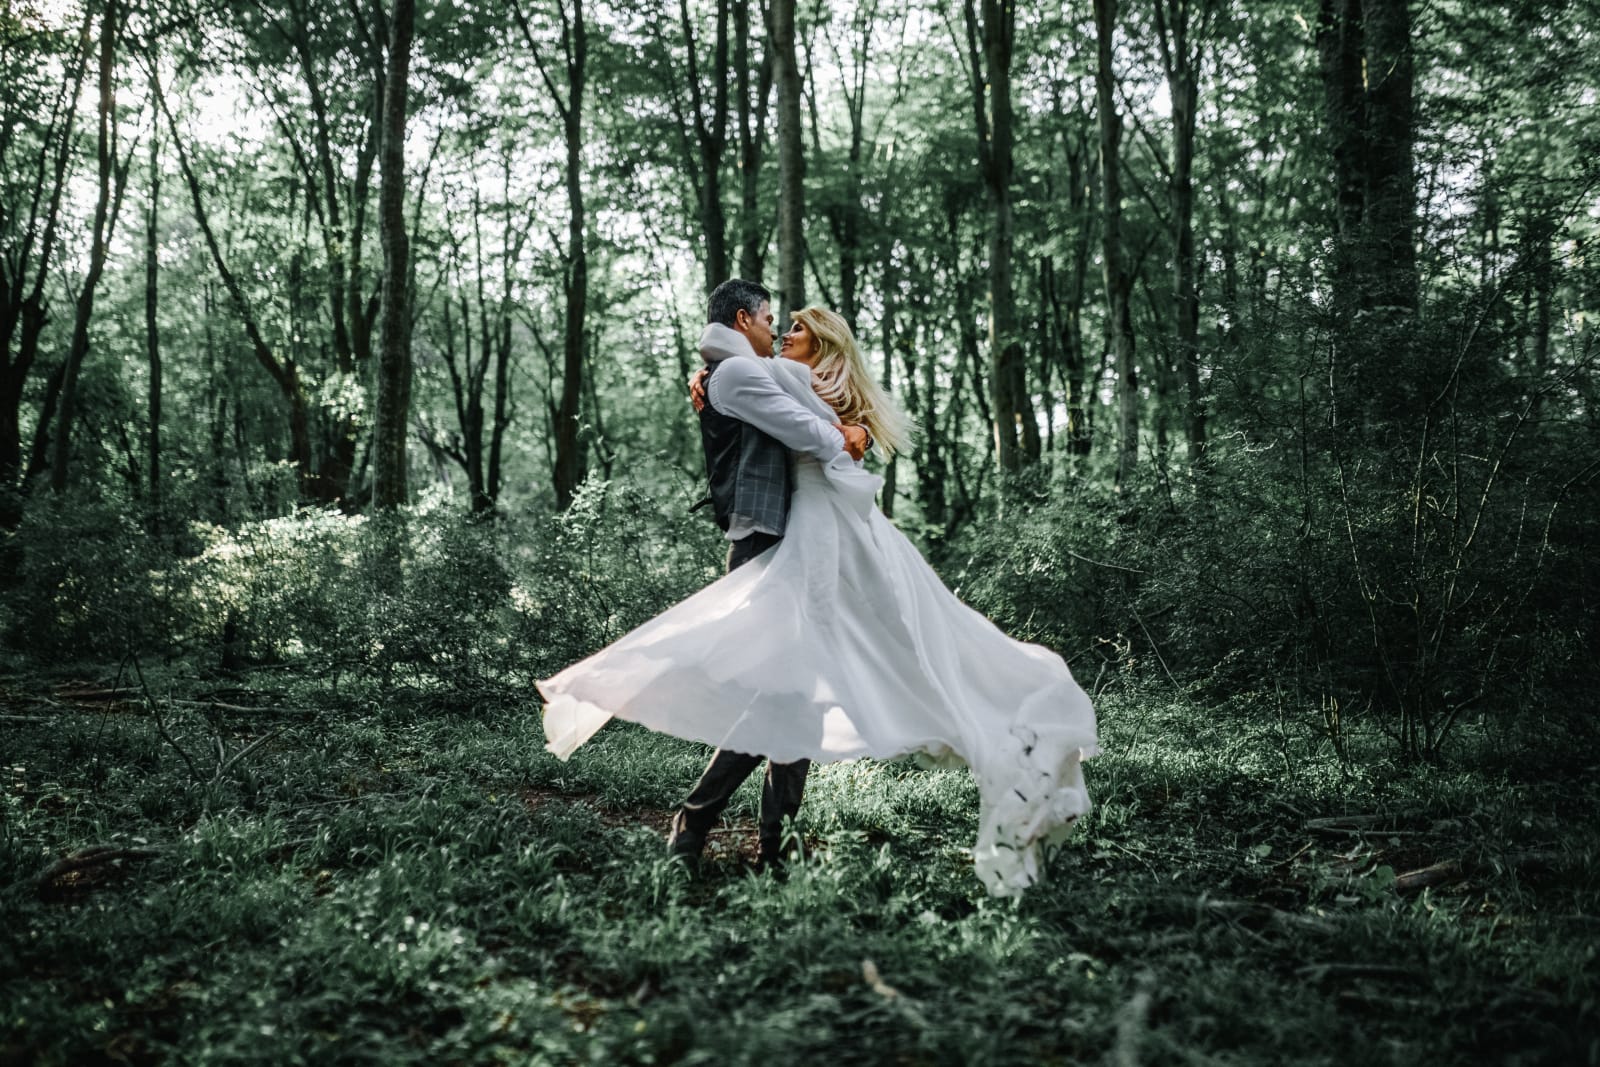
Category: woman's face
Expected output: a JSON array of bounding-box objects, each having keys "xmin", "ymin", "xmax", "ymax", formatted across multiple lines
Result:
[{"xmin": 780, "ymin": 319, "xmax": 819, "ymax": 366}]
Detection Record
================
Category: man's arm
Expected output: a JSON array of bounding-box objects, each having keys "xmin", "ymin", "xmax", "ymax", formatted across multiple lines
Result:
[{"xmin": 708, "ymin": 359, "xmax": 866, "ymax": 461}]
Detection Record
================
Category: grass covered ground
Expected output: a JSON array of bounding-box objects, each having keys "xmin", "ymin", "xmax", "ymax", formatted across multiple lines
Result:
[{"xmin": 2, "ymin": 669, "xmax": 1596, "ymax": 1065}]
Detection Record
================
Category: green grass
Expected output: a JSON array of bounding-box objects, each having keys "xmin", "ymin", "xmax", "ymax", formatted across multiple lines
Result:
[{"xmin": 2, "ymin": 672, "xmax": 1596, "ymax": 1065}]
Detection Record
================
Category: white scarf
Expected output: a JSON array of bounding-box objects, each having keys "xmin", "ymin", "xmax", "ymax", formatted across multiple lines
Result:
[{"xmin": 698, "ymin": 322, "xmax": 763, "ymax": 364}]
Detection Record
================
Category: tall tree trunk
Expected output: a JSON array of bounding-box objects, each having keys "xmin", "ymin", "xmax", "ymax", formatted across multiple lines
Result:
[
  {"xmin": 52, "ymin": 0, "xmax": 121, "ymax": 493},
  {"xmin": 1318, "ymin": 0, "xmax": 1417, "ymax": 417},
  {"xmin": 734, "ymin": 0, "xmax": 773, "ymax": 282},
  {"xmin": 1155, "ymin": 0, "xmax": 1209, "ymax": 466},
  {"xmin": 554, "ymin": 1, "xmax": 589, "ymax": 510},
  {"xmin": 1318, "ymin": 0, "xmax": 1367, "ymax": 316},
  {"xmin": 348, "ymin": 66, "xmax": 382, "ymax": 373},
  {"xmin": 1095, "ymin": 0, "xmax": 1139, "ymax": 486},
  {"xmin": 1049, "ymin": 125, "xmax": 1094, "ymax": 459},
  {"xmin": 1320, "ymin": 0, "xmax": 1416, "ymax": 313},
  {"xmin": 770, "ymin": 0, "xmax": 805, "ymax": 319},
  {"xmin": 964, "ymin": 0, "xmax": 1037, "ymax": 474},
  {"xmin": 371, "ymin": 0, "xmax": 415, "ymax": 510},
  {"xmin": 879, "ymin": 237, "xmax": 898, "ymax": 518},
  {"xmin": 511, "ymin": 0, "xmax": 588, "ymax": 508},
  {"xmin": 438, "ymin": 293, "xmax": 482, "ymax": 505},
  {"xmin": 146, "ymin": 122, "xmax": 161, "ymax": 525},
  {"xmin": 1362, "ymin": 0, "xmax": 1416, "ymax": 314},
  {"xmin": 485, "ymin": 155, "xmax": 519, "ymax": 511},
  {"xmin": 987, "ymin": 0, "xmax": 1037, "ymax": 468}
]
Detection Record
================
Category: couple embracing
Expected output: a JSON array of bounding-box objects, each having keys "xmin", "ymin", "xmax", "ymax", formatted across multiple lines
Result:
[{"xmin": 538, "ymin": 280, "xmax": 1098, "ymax": 896}]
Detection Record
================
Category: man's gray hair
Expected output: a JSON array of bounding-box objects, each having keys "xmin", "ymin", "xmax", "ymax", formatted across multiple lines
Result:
[{"xmin": 708, "ymin": 279, "xmax": 771, "ymax": 326}]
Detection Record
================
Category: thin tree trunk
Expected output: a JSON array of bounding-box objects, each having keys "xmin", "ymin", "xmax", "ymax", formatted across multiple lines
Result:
[
  {"xmin": 1038, "ymin": 256, "xmax": 1055, "ymax": 451},
  {"xmin": 1155, "ymin": 0, "xmax": 1208, "ymax": 466},
  {"xmin": 1054, "ymin": 126, "xmax": 1094, "ymax": 458},
  {"xmin": 485, "ymin": 155, "xmax": 519, "ymax": 511},
  {"xmin": 487, "ymin": 303, "xmax": 512, "ymax": 507},
  {"xmin": 963, "ymin": 0, "xmax": 1036, "ymax": 474},
  {"xmin": 1529, "ymin": 206, "xmax": 1554, "ymax": 418},
  {"xmin": 948, "ymin": 212, "xmax": 996, "ymax": 460},
  {"xmin": 676, "ymin": 0, "xmax": 729, "ymax": 295},
  {"xmin": 879, "ymin": 238, "xmax": 898, "ymax": 518},
  {"xmin": 287, "ymin": 0, "xmax": 354, "ymax": 372},
  {"xmin": 734, "ymin": 0, "xmax": 773, "ymax": 282},
  {"xmin": 468, "ymin": 189, "xmax": 492, "ymax": 509},
  {"xmin": 1095, "ymin": 0, "xmax": 1139, "ymax": 487},
  {"xmin": 438, "ymin": 289, "xmax": 481, "ymax": 504},
  {"xmin": 818, "ymin": 2, "xmax": 877, "ymax": 327},
  {"xmin": 371, "ymin": 0, "xmax": 415, "ymax": 510},
  {"xmin": 52, "ymin": 0, "xmax": 121, "ymax": 493},
  {"xmin": 514, "ymin": 0, "xmax": 589, "ymax": 508},
  {"xmin": 146, "ymin": 122, "xmax": 161, "ymax": 526},
  {"xmin": 986, "ymin": 0, "xmax": 1036, "ymax": 469},
  {"xmin": 913, "ymin": 319, "xmax": 946, "ymax": 529},
  {"xmin": 770, "ymin": 0, "xmax": 805, "ymax": 319}
]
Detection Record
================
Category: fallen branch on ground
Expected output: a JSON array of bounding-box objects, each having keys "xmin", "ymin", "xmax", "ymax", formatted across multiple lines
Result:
[
  {"xmin": 1304, "ymin": 813, "xmax": 1423, "ymax": 832},
  {"xmin": 1297, "ymin": 962, "xmax": 1423, "ymax": 982},
  {"xmin": 172, "ymin": 699, "xmax": 319, "ymax": 718},
  {"xmin": 36, "ymin": 844, "xmax": 164, "ymax": 896},
  {"xmin": 1394, "ymin": 850, "xmax": 1561, "ymax": 892},
  {"xmin": 211, "ymin": 727, "xmax": 286, "ymax": 784}
]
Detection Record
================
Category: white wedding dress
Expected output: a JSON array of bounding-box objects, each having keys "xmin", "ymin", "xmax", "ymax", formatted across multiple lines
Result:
[{"xmin": 538, "ymin": 358, "xmax": 1099, "ymax": 896}]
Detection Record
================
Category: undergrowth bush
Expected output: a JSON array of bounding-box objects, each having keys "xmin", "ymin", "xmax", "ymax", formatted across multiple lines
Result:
[
  {"xmin": 503, "ymin": 476, "xmax": 723, "ymax": 683},
  {"xmin": 5, "ymin": 490, "xmax": 184, "ymax": 659},
  {"xmin": 951, "ymin": 294, "xmax": 1600, "ymax": 762},
  {"xmin": 2, "ymin": 473, "xmax": 724, "ymax": 697}
]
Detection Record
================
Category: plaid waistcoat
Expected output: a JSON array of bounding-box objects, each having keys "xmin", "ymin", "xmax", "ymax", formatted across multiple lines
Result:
[{"xmin": 698, "ymin": 360, "xmax": 791, "ymax": 535}]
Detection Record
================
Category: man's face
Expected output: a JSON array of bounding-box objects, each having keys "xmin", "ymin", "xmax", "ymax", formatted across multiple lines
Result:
[{"xmin": 735, "ymin": 301, "xmax": 776, "ymax": 358}]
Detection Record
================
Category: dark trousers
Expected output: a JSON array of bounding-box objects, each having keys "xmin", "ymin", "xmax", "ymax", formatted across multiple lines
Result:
[{"xmin": 669, "ymin": 530, "xmax": 809, "ymax": 860}]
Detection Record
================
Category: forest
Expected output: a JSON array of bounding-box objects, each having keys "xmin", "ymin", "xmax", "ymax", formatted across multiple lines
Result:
[{"xmin": 2, "ymin": 0, "xmax": 1597, "ymax": 1062}]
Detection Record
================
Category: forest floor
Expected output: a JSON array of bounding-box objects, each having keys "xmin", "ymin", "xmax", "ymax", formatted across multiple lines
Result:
[{"xmin": 1, "ymin": 664, "xmax": 1596, "ymax": 1066}]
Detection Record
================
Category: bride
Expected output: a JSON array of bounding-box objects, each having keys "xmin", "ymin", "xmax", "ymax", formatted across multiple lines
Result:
[{"xmin": 537, "ymin": 305, "xmax": 1099, "ymax": 896}]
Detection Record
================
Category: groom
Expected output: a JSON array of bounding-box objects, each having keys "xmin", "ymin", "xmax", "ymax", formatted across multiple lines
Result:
[{"xmin": 665, "ymin": 279, "xmax": 868, "ymax": 871}]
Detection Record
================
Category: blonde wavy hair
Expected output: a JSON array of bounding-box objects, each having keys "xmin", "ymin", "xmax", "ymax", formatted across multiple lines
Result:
[{"xmin": 791, "ymin": 306, "xmax": 911, "ymax": 458}]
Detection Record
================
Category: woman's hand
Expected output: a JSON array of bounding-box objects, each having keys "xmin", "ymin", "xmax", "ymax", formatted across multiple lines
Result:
[
  {"xmin": 688, "ymin": 367, "xmax": 710, "ymax": 413},
  {"xmin": 836, "ymin": 424, "xmax": 869, "ymax": 460}
]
